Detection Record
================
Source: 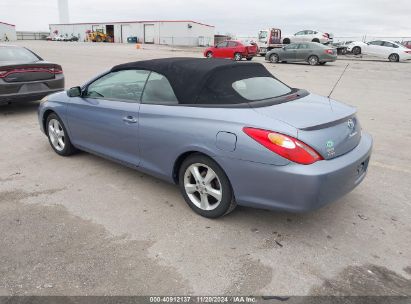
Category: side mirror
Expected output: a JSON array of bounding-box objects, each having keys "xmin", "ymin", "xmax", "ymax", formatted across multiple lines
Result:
[{"xmin": 67, "ymin": 86, "xmax": 82, "ymax": 97}]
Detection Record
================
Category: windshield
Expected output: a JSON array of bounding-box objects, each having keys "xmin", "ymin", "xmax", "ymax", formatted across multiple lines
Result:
[
  {"xmin": 0, "ymin": 47, "xmax": 40, "ymax": 62},
  {"xmin": 258, "ymin": 31, "xmax": 268, "ymax": 40},
  {"xmin": 232, "ymin": 77, "xmax": 292, "ymax": 101}
]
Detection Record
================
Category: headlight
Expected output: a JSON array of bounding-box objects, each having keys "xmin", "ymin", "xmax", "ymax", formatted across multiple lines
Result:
[{"xmin": 40, "ymin": 95, "xmax": 48, "ymax": 104}]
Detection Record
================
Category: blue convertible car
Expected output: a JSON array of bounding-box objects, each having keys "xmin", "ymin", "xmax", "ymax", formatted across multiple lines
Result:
[{"xmin": 38, "ymin": 58, "xmax": 372, "ymax": 218}]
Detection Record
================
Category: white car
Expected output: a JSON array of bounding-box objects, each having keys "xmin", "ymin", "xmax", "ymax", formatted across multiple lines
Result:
[
  {"xmin": 282, "ymin": 30, "xmax": 333, "ymax": 45},
  {"xmin": 347, "ymin": 40, "xmax": 411, "ymax": 62},
  {"xmin": 54, "ymin": 35, "xmax": 64, "ymax": 41}
]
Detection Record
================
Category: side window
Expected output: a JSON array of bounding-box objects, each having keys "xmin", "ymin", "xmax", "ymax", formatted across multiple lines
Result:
[
  {"xmin": 295, "ymin": 31, "xmax": 304, "ymax": 36},
  {"xmin": 227, "ymin": 41, "xmax": 237, "ymax": 47},
  {"xmin": 298, "ymin": 44, "xmax": 308, "ymax": 49},
  {"xmin": 141, "ymin": 72, "xmax": 178, "ymax": 105},
  {"xmin": 383, "ymin": 41, "xmax": 398, "ymax": 48},
  {"xmin": 285, "ymin": 44, "xmax": 298, "ymax": 50},
  {"xmin": 369, "ymin": 41, "xmax": 383, "ymax": 46},
  {"xmin": 216, "ymin": 41, "xmax": 228, "ymax": 48},
  {"xmin": 85, "ymin": 70, "xmax": 150, "ymax": 102}
]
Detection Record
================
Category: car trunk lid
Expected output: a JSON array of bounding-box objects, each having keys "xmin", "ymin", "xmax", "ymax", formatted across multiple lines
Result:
[
  {"xmin": 0, "ymin": 62, "xmax": 62, "ymax": 83},
  {"xmin": 252, "ymin": 93, "xmax": 361, "ymax": 160}
]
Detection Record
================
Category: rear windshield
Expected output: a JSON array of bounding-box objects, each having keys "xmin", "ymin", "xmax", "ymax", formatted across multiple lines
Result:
[
  {"xmin": 196, "ymin": 64, "xmax": 293, "ymax": 105},
  {"xmin": 232, "ymin": 77, "xmax": 291, "ymax": 100},
  {"xmin": 0, "ymin": 47, "xmax": 40, "ymax": 62}
]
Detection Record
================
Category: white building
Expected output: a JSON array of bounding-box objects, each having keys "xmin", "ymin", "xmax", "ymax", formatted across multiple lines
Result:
[
  {"xmin": 0, "ymin": 21, "xmax": 17, "ymax": 42},
  {"xmin": 49, "ymin": 20, "xmax": 215, "ymax": 46}
]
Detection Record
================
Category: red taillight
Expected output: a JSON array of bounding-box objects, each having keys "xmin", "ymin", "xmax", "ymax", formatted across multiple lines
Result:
[
  {"xmin": 243, "ymin": 127, "xmax": 323, "ymax": 165},
  {"xmin": 0, "ymin": 67, "xmax": 63, "ymax": 78},
  {"xmin": 325, "ymin": 49, "xmax": 334, "ymax": 55},
  {"xmin": 50, "ymin": 67, "xmax": 63, "ymax": 74},
  {"xmin": 323, "ymin": 33, "xmax": 329, "ymax": 38}
]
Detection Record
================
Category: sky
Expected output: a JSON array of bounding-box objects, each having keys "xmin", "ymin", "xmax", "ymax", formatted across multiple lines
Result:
[{"xmin": 1, "ymin": 0, "xmax": 411, "ymax": 38}]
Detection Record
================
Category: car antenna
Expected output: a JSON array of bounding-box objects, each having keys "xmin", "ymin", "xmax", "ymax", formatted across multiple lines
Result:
[{"xmin": 328, "ymin": 63, "xmax": 350, "ymax": 99}]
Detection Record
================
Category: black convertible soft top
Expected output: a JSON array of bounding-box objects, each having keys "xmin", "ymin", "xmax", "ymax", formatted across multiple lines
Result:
[{"xmin": 111, "ymin": 58, "xmax": 275, "ymax": 104}]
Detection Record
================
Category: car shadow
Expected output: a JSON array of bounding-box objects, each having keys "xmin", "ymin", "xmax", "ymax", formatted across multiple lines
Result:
[
  {"xmin": 265, "ymin": 62, "xmax": 336, "ymax": 67},
  {"xmin": 64, "ymin": 147, "xmax": 354, "ymax": 237},
  {"xmin": 338, "ymin": 55, "xmax": 411, "ymax": 63},
  {"xmin": 0, "ymin": 101, "xmax": 40, "ymax": 116}
]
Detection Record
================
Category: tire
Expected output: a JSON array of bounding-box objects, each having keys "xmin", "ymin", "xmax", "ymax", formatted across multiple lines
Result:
[
  {"xmin": 283, "ymin": 38, "xmax": 290, "ymax": 44},
  {"xmin": 319, "ymin": 62, "xmax": 326, "ymax": 65},
  {"xmin": 178, "ymin": 154, "xmax": 236, "ymax": 218},
  {"xmin": 308, "ymin": 55, "xmax": 319, "ymax": 65},
  {"xmin": 352, "ymin": 46, "xmax": 361, "ymax": 55},
  {"xmin": 269, "ymin": 53, "xmax": 279, "ymax": 63},
  {"xmin": 46, "ymin": 113, "xmax": 77, "ymax": 156},
  {"xmin": 206, "ymin": 51, "xmax": 213, "ymax": 58},
  {"xmin": 246, "ymin": 57, "xmax": 253, "ymax": 61},
  {"xmin": 312, "ymin": 38, "xmax": 320, "ymax": 43},
  {"xmin": 234, "ymin": 53, "xmax": 242, "ymax": 61},
  {"xmin": 388, "ymin": 53, "xmax": 399, "ymax": 62}
]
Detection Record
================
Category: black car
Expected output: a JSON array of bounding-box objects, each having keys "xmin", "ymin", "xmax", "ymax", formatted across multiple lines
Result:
[
  {"xmin": 0, "ymin": 45, "xmax": 64, "ymax": 105},
  {"xmin": 69, "ymin": 36, "xmax": 79, "ymax": 42}
]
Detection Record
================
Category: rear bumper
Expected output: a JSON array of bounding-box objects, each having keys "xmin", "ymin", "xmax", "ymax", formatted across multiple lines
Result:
[
  {"xmin": 320, "ymin": 54, "xmax": 337, "ymax": 62},
  {"xmin": 0, "ymin": 76, "xmax": 64, "ymax": 105},
  {"xmin": 217, "ymin": 132, "xmax": 373, "ymax": 212},
  {"xmin": 243, "ymin": 52, "xmax": 257, "ymax": 58},
  {"xmin": 0, "ymin": 89, "xmax": 64, "ymax": 105},
  {"xmin": 400, "ymin": 54, "xmax": 411, "ymax": 61}
]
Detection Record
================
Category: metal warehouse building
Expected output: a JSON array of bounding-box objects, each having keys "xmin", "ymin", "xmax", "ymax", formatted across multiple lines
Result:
[
  {"xmin": 0, "ymin": 21, "xmax": 17, "ymax": 41},
  {"xmin": 49, "ymin": 20, "xmax": 215, "ymax": 46}
]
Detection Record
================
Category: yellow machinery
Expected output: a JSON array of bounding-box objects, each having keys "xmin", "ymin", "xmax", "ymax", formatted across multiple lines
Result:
[{"xmin": 88, "ymin": 30, "xmax": 112, "ymax": 43}]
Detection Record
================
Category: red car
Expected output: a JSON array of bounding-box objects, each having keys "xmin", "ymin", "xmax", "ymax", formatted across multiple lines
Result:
[
  {"xmin": 402, "ymin": 41, "xmax": 411, "ymax": 49},
  {"xmin": 204, "ymin": 40, "xmax": 258, "ymax": 61}
]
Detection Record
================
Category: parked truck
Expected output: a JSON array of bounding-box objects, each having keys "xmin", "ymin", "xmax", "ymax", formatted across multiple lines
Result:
[{"xmin": 257, "ymin": 28, "xmax": 283, "ymax": 56}]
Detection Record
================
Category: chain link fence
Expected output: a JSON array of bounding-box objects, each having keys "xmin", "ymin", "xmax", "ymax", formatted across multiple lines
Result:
[
  {"xmin": 17, "ymin": 31, "xmax": 49, "ymax": 40},
  {"xmin": 155, "ymin": 36, "xmax": 213, "ymax": 47}
]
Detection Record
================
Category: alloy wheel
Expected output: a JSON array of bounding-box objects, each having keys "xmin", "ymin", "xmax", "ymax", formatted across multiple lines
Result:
[
  {"xmin": 389, "ymin": 54, "xmax": 399, "ymax": 62},
  {"xmin": 48, "ymin": 118, "xmax": 65, "ymax": 151},
  {"xmin": 352, "ymin": 47, "xmax": 361, "ymax": 55},
  {"xmin": 270, "ymin": 54, "xmax": 279, "ymax": 63},
  {"xmin": 309, "ymin": 56, "xmax": 319, "ymax": 65},
  {"xmin": 183, "ymin": 163, "xmax": 222, "ymax": 211}
]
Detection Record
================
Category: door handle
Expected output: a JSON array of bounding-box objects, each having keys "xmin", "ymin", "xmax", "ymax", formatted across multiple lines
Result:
[{"xmin": 123, "ymin": 116, "xmax": 138, "ymax": 123}]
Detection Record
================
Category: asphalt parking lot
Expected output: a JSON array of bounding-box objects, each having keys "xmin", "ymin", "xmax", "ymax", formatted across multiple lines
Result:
[{"xmin": 1, "ymin": 41, "xmax": 410, "ymax": 296}]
